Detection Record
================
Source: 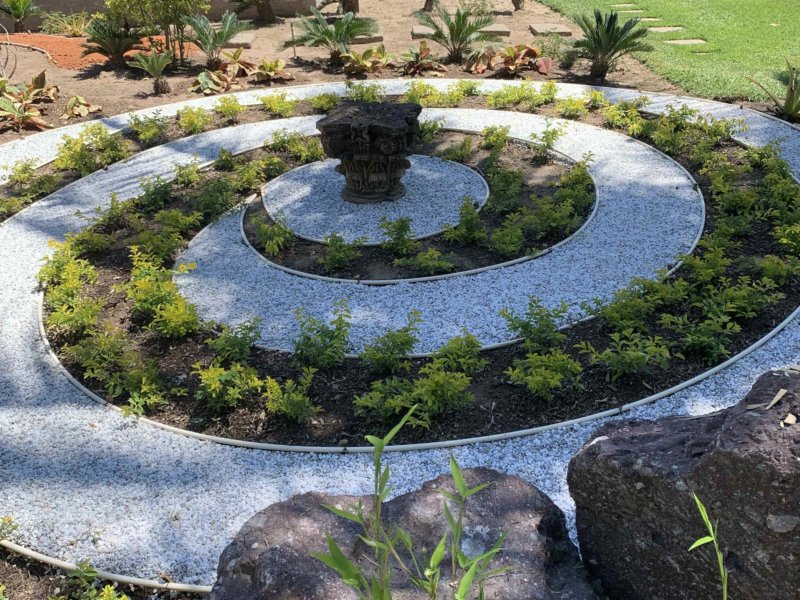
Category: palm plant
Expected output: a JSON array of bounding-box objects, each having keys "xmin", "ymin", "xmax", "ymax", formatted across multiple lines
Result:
[
  {"xmin": 573, "ymin": 9, "xmax": 651, "ymax": 80},
  {"xmin": 81, "ymin": 19, "xmax": 145, "ymax": 69},
  {"xmin": 127, "ymin": 51, "xmax": 173, "ymax": 95},
  {"xmin": 227, "ymin": 0, "xmax": 277, "ymax": 24},
  {"xmin": 182, "ymin": 11, "xmax": 251, "ymax": 71},
  {"xmin": 0, "ymin": 0, "xmax": 41, "ymax": 33},
  {"xmin": 413, "ymin": 2, "xmax": 500, "ymax": 64},
  {"xmin": 283, "ymin": 8, "xmax": 378, "ymax": 65}
]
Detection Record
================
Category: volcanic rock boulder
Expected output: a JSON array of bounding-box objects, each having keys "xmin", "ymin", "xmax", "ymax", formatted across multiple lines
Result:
[
  {"xmin": 568, "ymin": 368, "xmax": 800, "ymax": 600},
  {"xmin": 210, "ymin": 467, "xmax": 597, "ymax": 600}
]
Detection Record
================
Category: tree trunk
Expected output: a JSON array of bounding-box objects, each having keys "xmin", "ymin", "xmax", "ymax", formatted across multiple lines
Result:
[
  {"xmin": 14, "ymin": 20, "xmax": 24, "ymax": 33},
  {"xmin": 342, "ymin": 0, "xmax": 360, "ymax": 13},
  {"xmin": 422, "ymin": 0, "xmax": 435, "ymax": 11},
  {"xmin": 257, "ymin": 1, "xmax": 278, "ymax": 24}
]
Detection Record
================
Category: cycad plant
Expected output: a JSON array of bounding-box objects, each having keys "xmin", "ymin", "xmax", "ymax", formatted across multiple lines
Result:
[
  {"xmin": 81, "ymin": 18, "xmax": 145, "ymax": 69},
  {"xmin": 573, "ymin": 9, "xmax": 651, "ymax": 80},
  {"xmin": 127, "ymin": 51, "xmax": 173, "ymax": 95},
  {"xmin": 283, "ymin": 8, "xmax": 378, "ymax": 65},
  {"xmin": 182, "ymin": 11, "xmax": 251, "ymax": 71},
  {"xmin": 0, "ymin": 0, "xmax": 41, "ymax": 33},
  {"xmin": 413, "ymin": 2, "xmax": 500, "ymax": 64},
  {"xmin": 227, "ymin": 0, "xmax": 277, "ymax": 24}
]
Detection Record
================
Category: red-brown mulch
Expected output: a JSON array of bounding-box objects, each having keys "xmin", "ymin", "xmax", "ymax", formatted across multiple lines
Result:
[{"xmin": 4, "ymin": 34, "xmax": 197, "ymax": 70}]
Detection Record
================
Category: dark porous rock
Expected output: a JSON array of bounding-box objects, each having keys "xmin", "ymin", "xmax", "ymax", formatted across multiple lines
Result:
[
  {"xmin": 568, "ymin": 368, "xmax": 800, "ymax": 600},
  {"xmin": 211, "ymin": 468, "xmax": 597, "ymax": 600}
]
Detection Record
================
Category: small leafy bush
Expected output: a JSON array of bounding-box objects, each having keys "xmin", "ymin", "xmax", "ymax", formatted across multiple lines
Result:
[
  {"xmin": 149, "ymin": 295, "xmax": 202, "ymax": 340},
  {"xmin": 438, "ymin": 137, "xmax": 473, "ymax": 163},
  {"xmin": 573, "ymin": 9, "xmax": 651, "ymax": 80},
  {"xmin": 174, "ymin": 160, "xmax": 203, "ymax": 187},
  {"xmin": 5, "ymin": 158, "xmax": 36, "ymax": 187},
  {"xmin": 379, "ymin": 216, "xmax": 420, "ymax": 256},
  {"xmin": 775, "ymin": 223, "xmax": 800, "ymax": 255},
  {"xmin": 486, "ymin": 165, "xmax": 523, "ymax": 214},
  {"xmin": 193, "ymin": 358, "xmax": 262, "ymax": 411},
  {"xmin": 205, "ymin": 318, "xmax": 262, "ymax": 364},
  {"xmin": 345, "ymin": 80, "xmax": 384, "ymax": 102},
  {"xmin": 530, "ymin": 120, "xmax": 565, "ymax": 162},
  {"xmin": 253, "ymin": 216, "xmax": 294, "ymax": 256},
  {"xmin": 268, "ymin": 130, "xmax": 324, "ymax": 163},
  {"xmin": 443, "ymin": 196, "xmax": 486, "ymax": 245},
  {"xmin": 194, "ymin": 177, "xmax": 239, "ymax": 219},
  {"xmin": 489, "ymin": 222, "xmax": 524, "ymax": 256},
  {"xmin": 501, "ymin": 296, "xmax": 567, "ymax": 353},
  {"xmin": 154, "ymin": 208, "xmax": 202, "ymax": 234},
  {"xmin": 506, "ymin": 349, "xmax": 582, "ymax": 399},
  {"xmin": 177, "ymin": 106, "xmax": 213, "ymax": 135},
  {"xmin": 659, "ymin": 313, "xmax": 739, "ymax": 364},
  {"xmin": 293, "ymin": 300, "xmax": 351, "ymax": 368},
  {"xmin": 259, "ymin": 92, "xmax": 298, "ymax": 117},
  {"xmin": 65, "ymin": 229, "xmax": 112, "ymax": 256},
  {"xmin": 135, "ymin": 175, "xmax": 172, "ymax": 214},
  {"xmin": 319, "ymin": 233, "xmax": 364, "ymax": 272},
  {"xmin": 214, "ymin": 147, "xmax": 238, "ymax": 171},
  {"xmin": 54, "ymin": 123, "xmax": 131, "ymax": 176},
  {"xmin": 431, "ymin": 330, "xmax": 487, "ymax": 375},
  {"xmin": 123, "ymin": 248, "xmax": 185, "ymax": 319},
  {"xmin": 576, "ymin": 328, "xmax": 674, "ymax": 382},
  {"xmin": 360, "ymin": 310, "xmax": 422, "ymax": 375},
  {"xmin": 394, "ymin": 247, "xmax": 456, "ymax": 275},
  {"xmin": 309, "ymin": 92, "xmax": 341, "ymax": 113},
  {"xmin": 128, "ymin": 112, "xmax": 170, "ymax": 146},
  {"xmin": 264, "ymin": 368, "xmax": 319, "ymax": 423},
  {"xmin": 417, "ymin": 118, "xmax": 444, "ymax": 143},
  {"xmin": 130, "ymin": 228, "xmax": 185, "ymax": 264},
  {"xmin": 213, "ymin": 96, "xmax": 246, "ymax": 122},
  {"xmin": 480, "ymin": 125, "xmax": 510, "ymax": 151},
  {"xmin": 554, "ymin": 97, "xmax": 588, "ymax": 119}
]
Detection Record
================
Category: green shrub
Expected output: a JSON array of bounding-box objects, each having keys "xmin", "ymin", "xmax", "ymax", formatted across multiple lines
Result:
[
  {"xmin": 576, "ymin": 328, "xmax": 674, "ymax": 382},
  {"xmin": 231, "ymin": 160, "xmax": 265, "ymax": 192},
  {"xmin": 394, "ymin": 247, "xmax": 456, "ymax": 275},
  {"xmin": 345, "ymin": 80, "xmax": 384, "ymax": 102},
  {"xmin": 123, "ymin": 248, "xmax": 183, "ymax": 319},
  {"xmin": 438, "ymin": 137, "xmax": 473, "ymax": 163},
  {"xmin": 268, "ymin": 130, "xmax": 325, "ymax": 163},
  {"xmin": 149, "ymin": 296, "xmax": 202, "ymax": 340},
  {"xmin": 754, "ymin": 254, "xmax": 800, "ymax": 285},
  {"xmin": 130, "ymin": 228, "xmax": 185, "ymax": 264},
  {"xmin": 174, "ymin": 160, "xmax": 203, "ymax": 187},
  {"xmin": 582, "ymin": 286, "xmax": 655, "ymax": 333},
  {"xmin": 64, "ymin": 230, "xmax": 112, "ymax": 256},
  {"xmin": 417, "ymin": 118, "xmax": 444, "ymax": 143},
  {"xmin": 530, "ymin": 120, "xmax": 565, "ymax": 162},
  {"xmin": 292, "ymin": 299, "xmax": 351, "ymax": 368},
  {"xmin": 54, "ymin": 123, "xmax": 131, "ymax": 176},
  {"xmin": 319, "ymin": 233, "xmax": 364, "ymax": 272},
  {"xmin": 413, "ymin": 2, "xmax": 500, "ymax": 64},
  {"xmin": 554, "ymin": 97, "xmax": 588, "ymax": 119},
  {"xmin": 775, "ymin": 223, "xmax": 800, "ymax": 255},
  {"xmin": 360, "ymin": 310, "xmax": 422, "ymax": 375},
  {"xmin": 5, "ymin": 158, "xmax": 36, "ymax": 187},
  {"xmin": 253, "ymin": 216, "xmax": 294, "ymax": 256},
  {"xmin": 205, "ymin": 318, "xmax": 262, "ymax": 364},
  {"xmin": 213, "ymin": 96, "xmax": 246, "ymax": 122},
  {"xmin": 486, "ymin": 166, "xmax": 523, "ymax": 214},
  {"xmin": 194, "ymin": 177, "xmax": 239, "ymax": 219},
  {"xmin": 480, "ymin": 125, "xmax": 510, "ymax": 151},
  {"xmin": 489, "ymin": 222, "xmax": 524, "ymax": 256},
  {"xmin": 263, "ymin": 368, "xmax": 319, "ymax": 424},
  {"xmin": 135, "ymin": 176, "xmax": 172, "ymax": 214},
  {"xmin": 193, "ymin": 358, "xmax": 262, "ymax": 411},
  {"xmin": 309, "ymin": 92, "xmax": 341, "ymax": 113},
  {"xmin": 259, "ymin": 92, "xmax": 298, "ymax": 117},
  {"xmin": 182, "ymin": 11, "xmax": 251, "ymax": 70},
  {"xmin": 443, "ymin": 196, "xmax": 486, "ymax": 245},
  {"xmin": 573, "ymin": 9, "xmax": 651, "ymax": 80},
  {"xmin": 500, "ymin": 297, "xmax": 567, "ymax": 353},
  {"xmin": 283, "ymin": 8, "xmax": 379, "ymax": 64},
  {"xmin": 659, "ymin": 313, "xmax": 739, "ymax": 364},
  {"xmin": 379, "ymin": 216, "xmax": 420, "ymax": 256},
  {"xmin": 154, "ymin": 208, "xmax": 202, "ymax": 234},
  {"xmin": 214, "ymin": 148, "xmax": 238, "ymax": 171},
  {"xmin": 46, "ymin": 296, "xmax": 104, "ymax": 340},
  {"xmin": 506, "ymin": 349, "xmax": 582, "ymax": 399},
  {"xmin": 177, "ymin": 107, "xmax": 213, "ymax": 135},
  {"xmin": 128, "ymin": 112, "xmax": 170, "ymax": 146},
  {"xmin": 431, "ymin": 330, "xmax": 487, "ymax": 375},
  {"xmin": 354, "ymin": 358, "xmax": 473, "ymax": 429}
]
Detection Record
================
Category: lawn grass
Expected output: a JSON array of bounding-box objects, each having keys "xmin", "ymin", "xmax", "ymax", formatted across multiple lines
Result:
[{"xmin": 537, "ymin": 0, "xmax": 800, "ymax": 101}]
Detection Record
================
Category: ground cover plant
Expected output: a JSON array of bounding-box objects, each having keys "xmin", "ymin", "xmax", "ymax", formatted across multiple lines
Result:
[
  {"xmin": 536, "ymin": 0, "xmax": 800, "ymax": 100},
  {"xmin": 31, "ymin": 88, "xmax": 800, "ymax": 447}
]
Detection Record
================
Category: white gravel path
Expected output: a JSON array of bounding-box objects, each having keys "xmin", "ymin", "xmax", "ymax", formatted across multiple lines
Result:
[
  {"xmin": 0, "ymin": 83, "xmax": 798, "ymax": 587},
  {"xmin": 179, "ymin": 108, "xmax": 703, "ymax": 353},
  {"xmin": 262, "ymin": 155, "xmax": 489, "ymax": 244}
]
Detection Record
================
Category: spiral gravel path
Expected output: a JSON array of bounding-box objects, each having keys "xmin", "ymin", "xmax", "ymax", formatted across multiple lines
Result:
[{"xmin": 0, "ymin": 81, "xmax": 799, "ymax": 588}]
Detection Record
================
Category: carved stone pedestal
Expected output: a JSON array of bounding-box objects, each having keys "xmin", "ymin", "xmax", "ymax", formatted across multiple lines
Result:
[{"xmin": 316, "ymin": 101, "xmax": 422, "ymax": 203}]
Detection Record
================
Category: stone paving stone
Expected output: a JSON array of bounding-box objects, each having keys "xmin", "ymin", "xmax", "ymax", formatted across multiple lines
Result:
[
  {"xmin": 663, "ymin": 38, "xmax": 707, "ymax": 45},
  {"xmin": 648, "ymin": 26, "xmax": 685, "ymax": 32},
  {"xmin": 223, "ymin": 31, "xmax": 255, "ymax": 49},
  {"xmin": 529, "ymin": 22, "xmax": 573, "ymax": 36}
]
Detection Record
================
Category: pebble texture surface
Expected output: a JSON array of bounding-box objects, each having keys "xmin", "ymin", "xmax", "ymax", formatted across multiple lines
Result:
[
  {"xmin": 262, "ymin": 155, "xmax": 490, "ymax": 243},
  {"xmin": 0, "ymin": 81, "xmax": 798, "ymax": 587}
]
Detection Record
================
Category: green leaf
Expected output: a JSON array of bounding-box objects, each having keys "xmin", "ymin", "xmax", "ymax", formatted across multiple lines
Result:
[
  {"xmin": 456, "ymin": 561, "xmax": 479, "ymax": 600},
  {"xmin": 450, "ymin": 453, "xmax": 467, "ymax": 498},
  {"xmin": 323, "ymin": 503, "xmax": 364, "ymax": 525},
  {"xmin": 465, "ymin": 482, "xmax": 491, "ymax": 499},
  {"xmin": 430, "ymin": 534, "xmax": 447, "ymax": 569},
  {"xmin": 688, "ymin": 536, "xmax": 714, "ymax": 551}
]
